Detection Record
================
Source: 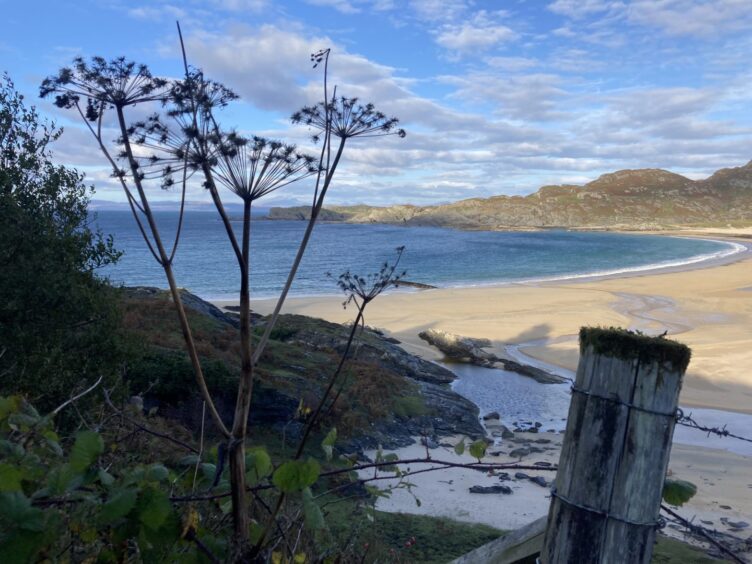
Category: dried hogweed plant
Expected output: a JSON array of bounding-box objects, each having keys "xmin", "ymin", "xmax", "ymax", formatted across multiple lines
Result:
[{"xmin": 39, "ymin": 55, "xmax": 230, "ymax": 438}]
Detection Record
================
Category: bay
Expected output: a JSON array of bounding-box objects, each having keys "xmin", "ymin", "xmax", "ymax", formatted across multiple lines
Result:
[{"xmin": 93, "ymin": 210, "xmax": 738, "ymax": 301}]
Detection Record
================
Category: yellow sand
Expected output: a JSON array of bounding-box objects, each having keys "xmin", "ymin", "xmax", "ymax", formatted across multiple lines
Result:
[
  {"xmin": 248, "ymin": 229, "xmax": 752, "ymax": 414},
  {"xmin": 236, "ymin": 228, "xmax": 752, "ymax": 535}
]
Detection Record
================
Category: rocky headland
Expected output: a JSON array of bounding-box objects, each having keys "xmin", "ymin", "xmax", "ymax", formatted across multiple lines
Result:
[{"xmin": 267, "ymin": 162, "xmax": 752, "ymax": 231}]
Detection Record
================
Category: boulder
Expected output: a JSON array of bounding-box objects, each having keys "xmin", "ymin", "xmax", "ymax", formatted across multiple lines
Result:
[
  {"xmin": 469, "ymin": 485, "xmax": 513, "ymax": 495},
  {"xmin": 509, "ymin": 447, "xmax": 531, "ymax": 459},
  {"xmin": 417, "ymin": 329, "xmax": 567, "ymax": 383},
  {"xmin": 418, "ymin": 329, "xmax": 498, "ymax": 366}
]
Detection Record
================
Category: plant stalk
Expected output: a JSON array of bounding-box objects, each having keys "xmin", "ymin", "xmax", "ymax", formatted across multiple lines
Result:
[{"xmin": 114, "ymin": 106, "xmax": 230, "ymax": 438}]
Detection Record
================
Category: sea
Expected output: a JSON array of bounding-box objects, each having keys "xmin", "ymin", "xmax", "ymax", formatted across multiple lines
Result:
[
  {"xmin": 94, "ymin": 210, "xmax": 752, "ymax": 454},
  {"xmin": 93, "ymin": 210, "xmax": 742, "ymax": 301}
]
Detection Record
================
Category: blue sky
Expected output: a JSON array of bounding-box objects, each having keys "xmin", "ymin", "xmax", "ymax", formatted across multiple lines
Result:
[{"xmin": 2, "ymin": 0, "xmax": 752, "ymax": 206}]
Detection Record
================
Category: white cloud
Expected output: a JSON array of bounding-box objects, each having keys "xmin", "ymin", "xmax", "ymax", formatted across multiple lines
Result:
[
  {"xmin": 408, "ymin": 0, "xmax": 470, "ymax": 22},
  {"xmin": 627, "ymin": 0, "xmax": 752, "ymax": 38},
  {"xmin": 211, "ymin": 0, "xmax": 269, "ymax": 11},
  {"xmin": 548, "ymin": 0, "xmax": 624, "ymax": 19},
  {"xmin": 43, "ymin": 2, "xmax": 752, "ymax": 205},
  {"xmin": 442, "ymin": 72, "xmax": 567, "ymax": 121},
  {"xmin": 434, "ymin": 10, "xmax": 517, "ymax": 56},
  {"xmin": 128, "ymin": 4, "xmax": 187, "ymax": 20},
  {"xmin": 305, "ymin": 0, "xmax": 360, "ymax": 14}
]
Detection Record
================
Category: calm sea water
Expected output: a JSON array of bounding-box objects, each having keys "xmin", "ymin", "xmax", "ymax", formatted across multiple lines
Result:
[{"xmin": 93, "ymin": 210, "xmax": 739, "ymax": 300}]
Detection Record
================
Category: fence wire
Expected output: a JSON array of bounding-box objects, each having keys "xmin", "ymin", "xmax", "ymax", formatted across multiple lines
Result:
[
  {"xmin": 675, "ymin": 409, "xmax": 752, "ymax": 445},
  {"xmin": 660, "ymin": 504, "xmax": 750, "ymax": 564}
]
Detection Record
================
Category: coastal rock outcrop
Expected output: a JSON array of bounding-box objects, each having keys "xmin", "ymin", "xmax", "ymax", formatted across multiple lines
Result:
[
  {"xmin": 272, "ymin": 315, "xmax": 457, "ymax": 386},
  {"xmin": 418, "ymin": 329, "xmax": 567, "ymax": 384},
  {"xmin": 127, "ymin": 290, "xmax": 483, "ymax": 451},
  {"xmin": 418, "ymin": 329, "xmax": 498, "ymax": 366},
  {"xmin": 469, "ymin": 485, "xmax": 513, "ymax": 495}
]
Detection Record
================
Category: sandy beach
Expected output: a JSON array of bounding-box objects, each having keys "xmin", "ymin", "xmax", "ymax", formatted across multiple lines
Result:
[
  {"xmin": 245, "ymin": 228, "xmax": 752, "ymax": 415},
  {"xmin": 236, "ymin": 228, "xmax": 752, "ymax": 547}
]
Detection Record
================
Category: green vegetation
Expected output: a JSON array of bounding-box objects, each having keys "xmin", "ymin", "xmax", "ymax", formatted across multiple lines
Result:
[
  {"xmin": 653, "ymin": 536, "xmax": 728, "ymax": 563},
  {"xmin": 0, "ymin": 74, "xmax": 124, "ymax": 413},
  {"xmin": 326, "ymin": 507, "xmax": 504, "ymax": 563}
]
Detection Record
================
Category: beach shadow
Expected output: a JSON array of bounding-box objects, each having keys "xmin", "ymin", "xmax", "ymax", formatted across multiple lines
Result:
[{"xmin": 506, "ymin": 323, "xmax": 554, "ymax": 345}]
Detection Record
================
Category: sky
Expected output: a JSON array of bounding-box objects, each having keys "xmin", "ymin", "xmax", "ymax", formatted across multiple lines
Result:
[{"xmin": 2, "ymin": 0, "xmax": 752, "ymax": 207}]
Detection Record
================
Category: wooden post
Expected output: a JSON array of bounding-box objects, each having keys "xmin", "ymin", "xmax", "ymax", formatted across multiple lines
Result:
[{"xmin": 540, "ymin": 327, "xmax": 690, "ymax": 564}]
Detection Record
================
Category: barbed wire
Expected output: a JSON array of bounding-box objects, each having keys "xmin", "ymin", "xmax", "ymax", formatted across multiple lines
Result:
[
  {"xmin": 660, "ymin": 504, "xmax": 749, "ymax": 564},
  {"xmin": 675, "ymin": 409, "xmax": 752, "ymax": 445}
]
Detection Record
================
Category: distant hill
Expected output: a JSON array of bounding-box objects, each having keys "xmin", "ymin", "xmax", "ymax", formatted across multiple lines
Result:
[{"xmin": 267, "ymin": 162, "xmax": 752, "ymax": 230}]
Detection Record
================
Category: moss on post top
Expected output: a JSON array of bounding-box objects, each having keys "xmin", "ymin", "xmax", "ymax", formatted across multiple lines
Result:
[{"xmin": 579, "ymin": 327, "xmax": 691, "ymax": 373}]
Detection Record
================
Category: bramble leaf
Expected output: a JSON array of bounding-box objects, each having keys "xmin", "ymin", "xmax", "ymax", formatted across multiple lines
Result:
[
  {"xmin": 137, "ymin": 487, "xmax": 171, "ymax": 531},
  {"xmin": 469, "ymin": 440, "xmax": 487, "ymax": 461},
  {"xmin": 662, "ymin": 478, "xmax": 697, "ymax": 507},
  {"xmin": 0, "ymin": 492, "xmax": 45, "ymax": 531},
  {"xmin": 69, "ymin": 430, "xmax": 103, "ymax": 472},
  {"xmin": 245, "ymin": 448, "xmax": 272, "ymax": 485},
  {"xmin": 302, "ymin": 487, "xmax": 325, "ymax": 531},
  {"xmin": 145, "ymin": 464, "xmax": 169, "ymax": 482},
  {"xmin": 454, "ymin": 439, "xmax": 465, "ymax": 456},
  {"xmin": 273, "ymin": 459, "xmax": 320, "ymax": 493},
  {"xmin": 100, "ymin": 489, "xmax": 138, "ymax": 525},
  {"xmin": 0, "ymin": 464, "xmax": 22, "ymax": 492}
]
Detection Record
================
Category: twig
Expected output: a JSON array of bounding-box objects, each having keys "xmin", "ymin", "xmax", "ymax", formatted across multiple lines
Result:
[
  {"xmin": 192, "ymin": 401, "xmax": 206, "ymax": 492},
  {"xmin": 51, "ymin": 376, "xmax": 104, "ymax": 417},
  {"xmin": 184, "ymin": 529, "xmax": 221, "ymax": 564},
  {"xmin": 103, "ymin": 389, "xmax": 198, "ymax": 454}
]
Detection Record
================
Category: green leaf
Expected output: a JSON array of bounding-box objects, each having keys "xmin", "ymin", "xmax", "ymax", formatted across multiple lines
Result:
[
  {"xmin": 302, "ymin": 487, "xmax": 325, "ymax": 531},
  {"xmin": 100, "ymin": 489, "xmax": 138, "ymax": 525},
  {"xmin": 380, "ymin": 453, "xmax": 399, "ymax": 473},
  {"xmin": 0, "ymin": 396, "xmax": 20, "ymax": 422},
  {"xmin": 0, "ymin": 529, "xmax": 47, "ymax": 564},
  {"xmin": 42, "ymin": 430, "xmax": 63, "ymax": 457},
  {"xmin": 469, "ymin": 440, "xmax": 487, "ymax": 461},
  {"xmin": 0, "ymin": 464, "xmax": 22, "ymax": 492},
  {"xmin": 272, "ymin": 459, "xmax": 320, "ymax": 493},
  {"xmin": 662, "ymin": 478, "xmax": 697, "ymax": 507},
  {"xmin": 249, "ymin": 520, "xmax": 265, "ymax": 545},
  {"xmin": 454, "ymin": 439, "xmax": 465, "ymax": 456},
  {"xmin": 138, "ymin": 488, "xmax": 172, "ymax": 531},
  {"xmin": 145, "ymin": 464, "xmax": 169, "ymax": 482},
  {"xmin": 200, "ymin": 463, "xmax": 217, "ymax": 482},
  {"xmin": 69, "ymin": 430, "xmax": 103, "ymax": 472},
  {"xmin": 321, "ymin": 428, "xmax": 337, "ymax": 461},
  {"xmin": 0, "ymin": 439, "xmax": 24, "ymax": 458},
  {"xmin": 46, "ymin": 464, "xmax": 81, "ymax": 495},
  {"xmin": 177, "ymin": 454, "xmax": 199, "ymax": 467},
  {"xmin": 98, "ymin": 469, "xmax": 115, "ymax": 487},
  {"xmin": 0, "ymin": 492, "xmax": 45, "ymax": 531},
  {"xmin": 245, "ymin": 448, "xmax": 272, "ymax": 486}
]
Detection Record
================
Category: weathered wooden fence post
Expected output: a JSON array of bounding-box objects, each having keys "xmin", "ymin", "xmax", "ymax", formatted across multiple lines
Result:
[{"xmin": 540, "ymin": 327, "xmax": 690, "ymax": 564}]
